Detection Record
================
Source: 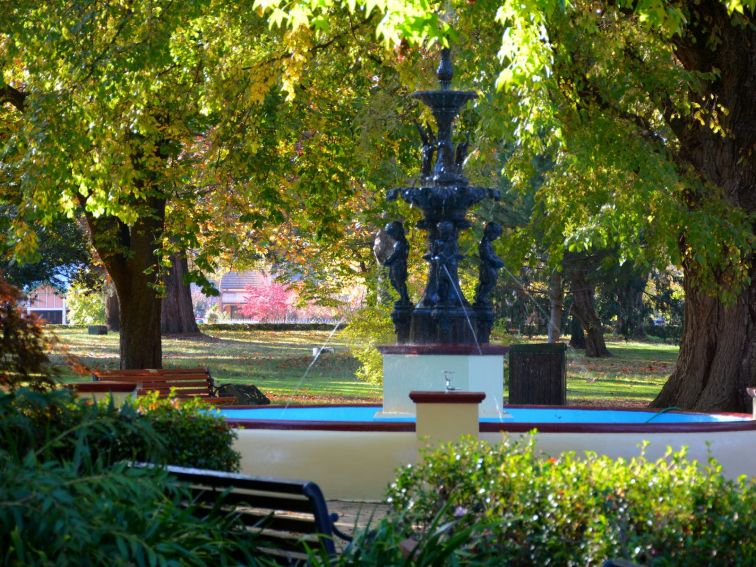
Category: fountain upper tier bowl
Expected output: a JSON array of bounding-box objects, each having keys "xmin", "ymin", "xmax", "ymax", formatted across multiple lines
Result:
[{"xmin": 386, "ymin": 186, "xmax": 500, "ymax": 222}]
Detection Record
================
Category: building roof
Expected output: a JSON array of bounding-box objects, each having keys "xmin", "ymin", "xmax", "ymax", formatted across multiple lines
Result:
[{"xmin": 219, "ymin": 271, "xmax": 266, "ymax": 291}]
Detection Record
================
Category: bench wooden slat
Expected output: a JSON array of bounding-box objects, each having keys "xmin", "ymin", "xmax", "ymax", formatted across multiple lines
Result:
[
  {"xmin": 96, "ymin": 368, "xmax": 208, "ymax": 375},
  {"xmin": 135, "ymin": 389, "xmax": 216, "ymax": 396},
  {"xmin": 165, "ymin": 466, "xmax": 318, "ymax": 495},
  {"xmin": 139, "ymin": 382, "xmax": 208, "ymax": 394},
  {"xmin": 99, "ymin": 375, "xmax": 211, "ymax": 383},
  {"xmin": 137, "ymin": 390, "xmax": 212, "ymax": 397},
  {"xmin": 201, "ymin": 510, "xmax": 320, "ymax": 537},
  {"xmin": 188, "ymin": 489, "xmax": 319, "ymax": 514},
  {"xmin": 209, "ymin": 397, "xmax": 238, "ymax": 405}
]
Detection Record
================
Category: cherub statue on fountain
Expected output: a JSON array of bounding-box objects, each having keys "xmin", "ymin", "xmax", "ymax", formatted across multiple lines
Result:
[
  {"xmin": 473, "ymin": 222, "xmax": 504, "ymax": 343},
  {"xmin": 381, "ymin": 221, "xmax": 410, "ymax": 306},
  {"xmin": 474, "ymin": 222, "xmax": 504, "ymax": 307}
]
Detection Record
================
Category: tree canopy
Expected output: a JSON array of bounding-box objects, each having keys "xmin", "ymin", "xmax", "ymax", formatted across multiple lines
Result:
[
  {"xmin": 1, "ymin": 0, "xmax": 753, "ymax": 409},
  {"xmin": 253, "ymin": 0, "xmax": 754, "ymax": 410}
]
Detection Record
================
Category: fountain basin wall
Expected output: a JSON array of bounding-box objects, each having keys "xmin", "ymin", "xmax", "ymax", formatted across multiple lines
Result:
[{"xmin": 224, "ymin": 405, "xmax": 755, "ymax": 500}]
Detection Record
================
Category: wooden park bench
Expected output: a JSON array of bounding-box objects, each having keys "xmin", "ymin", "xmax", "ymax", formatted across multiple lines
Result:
[
  {"xmin": 148, "ymin": 464, "xmax": 352, "ymax": 563},
  {"xmin": 90, "ymin": 367, "xmax": 237, "ymax": 406}
]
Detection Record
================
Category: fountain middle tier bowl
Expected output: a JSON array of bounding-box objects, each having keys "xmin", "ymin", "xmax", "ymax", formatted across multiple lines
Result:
[
  {"xmin": 387, "ymin": 186, "xmax": 500, "ymax": 215},
  {"xmin": 220, "ymin": 405, "xmax": 755, "ymax": 500}
]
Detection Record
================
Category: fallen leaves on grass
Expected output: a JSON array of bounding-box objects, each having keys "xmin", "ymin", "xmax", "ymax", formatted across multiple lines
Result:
[{"xmin": 265, "ymin": 393, "xmax": 381, "ymax": 405}]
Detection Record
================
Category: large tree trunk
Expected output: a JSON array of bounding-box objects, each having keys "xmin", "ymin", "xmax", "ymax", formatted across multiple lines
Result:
[
  {"xmin": 547, "ymin": 271, "xmax": 563, "ymax": 343},
  {"xmin": 85, "ymin": 198, "xmax": 166, "ymax": 369},
  {"xmin": 161, "ymin": 252, "xmax": 200, "ymax": 334},
  {"xmin": 568, "ymin": 312, "xmax": 586, "ymax": 349},
  {"xmin": 119, "ymin": 276, "xmax": 162, "ymax": 369},
  {"xmin": 653, "ymin": 3, "xmax": 756, "ymax": 412},
  {"xmin": 104, "ymin": 279, "xmax": 120, "ymax": 332},
  {"xmin": 568, "ymin": 268, "xmax": 610, "ymax": 357},
  {"xmin": 652, "ymin": 271, "xmax": 754, "ymax": 411}
]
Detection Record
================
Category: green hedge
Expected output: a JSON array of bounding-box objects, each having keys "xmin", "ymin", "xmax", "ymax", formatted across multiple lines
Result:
[
  {"xmin": 0, "ymin": 458, "xmax": 261, "ymax": 565},
  {"xmin": 377, "ymin": 435, "xmax": 755, "ymax": 566},
  {"xmin": 0, "ymin": 389, "xmax": 240, "ymax": 471},
  {"xmin": 200, "ymin": 322, "xmax": 347, "ymax": 332},
  {"xmin": 48, "ymin": 322, "xmax": 347, "ymax": 332},
  {"xmin": 0, "ymin": 390, "xmax": 252, "ymax": 564}
]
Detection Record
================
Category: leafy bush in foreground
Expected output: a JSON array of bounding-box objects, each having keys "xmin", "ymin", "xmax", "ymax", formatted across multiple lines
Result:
[
  {"xmin": 0, "ymin": 390, "xmax": 249, "ymax": 565},
  {"xmin": 0, "ymin": 455, "xmax": 261, "ymax": 565},
  {"xmin": 134, "ymin": 392, "xmax": 240, "ymax": 471},
  {"xmin": 0, "ymin": 389, "xmax": 240, "ymax": 471},
  {"xmin": 383, "ymin": 435, "xmax": 755, "ymax": 566}
]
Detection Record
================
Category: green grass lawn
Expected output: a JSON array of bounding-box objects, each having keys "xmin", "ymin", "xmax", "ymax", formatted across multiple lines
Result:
[
  {"xmin": 48, "ymin": 327, "xmax": 677, "ymax": 407},
  {"xmin": 565, "ymin": 341, "xmax": 677, "ymax": 406}
]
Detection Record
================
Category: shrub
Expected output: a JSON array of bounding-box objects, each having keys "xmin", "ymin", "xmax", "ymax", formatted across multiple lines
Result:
[
  {"xmin": 134, "ymin": 393, "xmax": 240, "ymax": 471},
  {"xmin": 201, "ymin": 322, "xmax": 346, "ymax": 331},
  {"xmin": 384, "ymin": 435, "xmax": 755, "ymax": 566},
  {"xmin": 0, "ymin": 275, "xmax": 55, "ymax": 392},
  {"xmin": 342, "ymin": 303, "xmax": 394, "ymax": 383},
  {"xmin": 0, "ymin": 389, "xmax": 240, "ymax": 471},
  {"xmin": 0, "ymin": 449, "xmax": 260, "ymax": 565},
  {"xmin": 0, "ymin": 390, "xmax": 254, "ymax": 564}
]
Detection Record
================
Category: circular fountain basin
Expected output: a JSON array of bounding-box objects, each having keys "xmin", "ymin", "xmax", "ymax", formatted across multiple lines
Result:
[{"xmin": 220, "ymin": 405, "xmax": 756, "ymax": 500}]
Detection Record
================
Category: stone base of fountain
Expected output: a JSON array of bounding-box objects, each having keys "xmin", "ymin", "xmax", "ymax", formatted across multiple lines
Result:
[{"xmin": 377, "ymin": 344, "xmax": 508, "ymax": 417}]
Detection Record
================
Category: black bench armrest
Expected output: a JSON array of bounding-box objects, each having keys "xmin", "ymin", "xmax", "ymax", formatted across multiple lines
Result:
[{"xmin": 329, "ymin": 512, "xmax": 353, "ymax": 543}]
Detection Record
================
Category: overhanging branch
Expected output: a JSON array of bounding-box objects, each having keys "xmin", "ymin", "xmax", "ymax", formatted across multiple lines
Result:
[{"xmin": 0, "ymin": 85, "xmax": 27, "ymax": 112}]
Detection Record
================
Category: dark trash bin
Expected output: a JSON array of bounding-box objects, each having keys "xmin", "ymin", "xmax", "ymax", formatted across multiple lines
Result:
[{"xmin": 508, "ymin": 343, "xmax": 566, "ymax": 405}]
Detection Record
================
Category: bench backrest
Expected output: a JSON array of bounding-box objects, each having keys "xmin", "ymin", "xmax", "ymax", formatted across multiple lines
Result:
[
  {"xmin": 93, "ymin": 368, "xmax": 214, "ymax": 397},
  {"xmin": 162, "ymin": 465, "xmax": 339, "ymax": 560}
]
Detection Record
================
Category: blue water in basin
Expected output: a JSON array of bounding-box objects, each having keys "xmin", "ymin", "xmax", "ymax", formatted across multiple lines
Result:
[{"xmin": 217, "ymin": 406, "xmax": 746, "ymax": 424}]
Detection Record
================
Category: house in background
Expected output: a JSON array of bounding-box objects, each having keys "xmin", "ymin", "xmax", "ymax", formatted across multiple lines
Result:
[
  {"xmin": 194, "ymin": 270, "xmax": 363, "ymax": 322},
  {"xmin": 217, "ymin": 271, "xmax": 268, "ymax": 318},
  {"xmin": 25, "ymin": 285, "xmax": 68, "ymax": 324}
]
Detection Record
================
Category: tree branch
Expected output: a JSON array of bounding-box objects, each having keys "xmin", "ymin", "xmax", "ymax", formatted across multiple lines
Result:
[{"xmin": 0, "ymin": 85, "xmax": 28, "ymax": 112}]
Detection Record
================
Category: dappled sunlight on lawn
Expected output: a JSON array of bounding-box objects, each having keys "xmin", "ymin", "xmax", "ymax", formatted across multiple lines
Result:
[
  {"xmin": 564, "ymin": 339, "xmax": 676, "ymax": 404},
  {"xmin": 49, "ymin": 328, "xmax": 675, "ymax": 405}
]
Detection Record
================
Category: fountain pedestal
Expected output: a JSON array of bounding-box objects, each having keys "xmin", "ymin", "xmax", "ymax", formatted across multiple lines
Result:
[
  {"xmin": 377, "ymin": 344, "xmax": 508, "ymax": 417},
  {"xmin": 410, "ymin": 390, "xmax": 486, "ymax": 444}
]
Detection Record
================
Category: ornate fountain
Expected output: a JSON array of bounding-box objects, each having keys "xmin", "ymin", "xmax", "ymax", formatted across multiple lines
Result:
[
  {"xmin": 380, "ymin": 48, "xmax": 502, "ymax": 345},
  {"xmin": 376, "ymin": 48, "xmax": 507, "ymax": 417}
]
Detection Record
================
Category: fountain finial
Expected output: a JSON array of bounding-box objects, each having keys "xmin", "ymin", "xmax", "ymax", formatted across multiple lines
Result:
[{"xmin": 437, "ymin": 47, "xmax": 453, "ymax": 90}]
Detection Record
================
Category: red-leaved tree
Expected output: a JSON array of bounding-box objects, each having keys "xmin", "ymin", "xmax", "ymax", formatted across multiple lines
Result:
[
  {"xmin": 0, "ymin": 274, "xmax": 54, "ymax": 391},
  {"xmin": 240, "ymin": 281, "xmax": 293, "ymax": 322}
]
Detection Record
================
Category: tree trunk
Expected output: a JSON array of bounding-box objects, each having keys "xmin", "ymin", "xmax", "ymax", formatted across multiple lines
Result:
[
  {"xmin": 568, "ymin": 268, "xmax": 610, "ymax": 357},
  {"xmin": 652, "ymin": 3, "xmax": 756, "ymax": 412},
  {"xmin": 568, "ymin": 312, "xmax": 586, "ymax": 349},
  {"xmin": 652, "ymin": 271, "xmax": 754, "ymax": 412},
  {"xmin": 547, "ymin": 271, "xmax": 563, "ymax": 343},
  {"xmin": 119, "ymin": 279, "xmax": 162, "ymax": 369},
  {"xmin": 104, "ymin": 280, "xmax": 120, "ymax": 331},
  {"xmin": 85, "ymin": 198, "xmax": 165, "ymax": 369},
  {"xmin": 161, "ymin": 252, "xmax": 200, "ymax": 334},
  {"xmin": 615, "ymin": 269, "xmax": 647, "ymax": 340}
]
